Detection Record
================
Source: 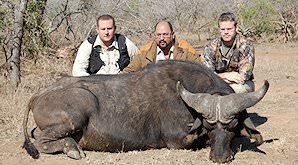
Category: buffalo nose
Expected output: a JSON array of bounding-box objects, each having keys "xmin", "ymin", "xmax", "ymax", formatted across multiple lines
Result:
[{"xmin": 210, "ymin": 154, "xmax": 234, "ymax": 163}]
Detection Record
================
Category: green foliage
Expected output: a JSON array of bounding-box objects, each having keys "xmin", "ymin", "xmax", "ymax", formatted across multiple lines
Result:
[
  {"xmin": 0, "ymin": 6, "xmax": 13, "ymax": 30},
  {"xmin": 240, "ymin": 7, "xmax": 257, "ymax": 22},
  {"xmin": 239, "ymin": 0, "xmax": 277, "ymax": 36},
  {"xmin": 0, "ymin": 6, "xmax": 13, "ymax": 48},
  {"xmin": 23, "ymin": 0, "xmax": 48, "ymax": 57},
  {"xmin": 25, "ymin": 1, "xmax": 46, "ymax": 33},
  {"xmin": 0, "ymin": 9, "xmax": 8, "ymax": 30}
]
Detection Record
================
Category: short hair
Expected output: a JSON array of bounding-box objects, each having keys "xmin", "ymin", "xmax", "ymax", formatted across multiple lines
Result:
[
  {"xmin": 154, "ymin": 19, "xmax": 174, "ymax": 32},
  {"xmin": 218, "ymin": 12, "xmax": 237, "ymax": 26},
  {"xmin": 96, "ymin": 14, "xmax": 116, "ymax": 27}
]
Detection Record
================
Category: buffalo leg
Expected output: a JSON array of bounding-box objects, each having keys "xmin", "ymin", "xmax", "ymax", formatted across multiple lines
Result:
[
  {"xmin": 30, "ymin": 87, "xmax": 97, "ymax": 159},
  {"xmin": 33, "ymin": 129, "xmax": 85, "ymax": 159}
]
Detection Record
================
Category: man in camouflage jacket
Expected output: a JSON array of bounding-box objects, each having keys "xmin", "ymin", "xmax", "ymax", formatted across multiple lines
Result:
[{"xmin": 202, "ymin": 12, "xmax": 255, "ymax": 93}]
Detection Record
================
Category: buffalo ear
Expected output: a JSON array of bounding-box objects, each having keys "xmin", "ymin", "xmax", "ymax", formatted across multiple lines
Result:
[
  {"xmin": 188, "ymin": 118, "xmax": 202, "ymax": 133},
  {"xmin": 227, "ymin": 119, "xmax": 238, "ymax": 131},
  {"xmin": 241, "ymin": 117, "xmax": 263, "ymax": 145},
  {"xmin": 243, "ymin": 117, "xmax": 258, "ymax": 132}
]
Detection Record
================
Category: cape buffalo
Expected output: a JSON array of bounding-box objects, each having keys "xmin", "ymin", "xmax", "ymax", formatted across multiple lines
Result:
[{"xmin": 23, "ymin": 60, "xmax": 269, "ymax": 163}]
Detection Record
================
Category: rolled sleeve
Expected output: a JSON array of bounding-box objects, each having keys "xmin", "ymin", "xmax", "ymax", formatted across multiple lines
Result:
[
  {"xmin": 239, "ymin": 41, "xmax": 255, "ymax": 80},
  {"xmin": 72, "ymin": 40, "xmax": 92, "ymax": 77},
  {"xmin": 125, "ymin": 37, "xmax": 139, "ymax": 60},
  {"xmin": 202, "ymin": 45, "xmax": 216, "ymax": 71}
]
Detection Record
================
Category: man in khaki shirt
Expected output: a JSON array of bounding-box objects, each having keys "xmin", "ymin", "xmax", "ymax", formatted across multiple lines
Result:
[{"xmin": 73, "ymin": 14, "xmax": 138, "ymax": 76}]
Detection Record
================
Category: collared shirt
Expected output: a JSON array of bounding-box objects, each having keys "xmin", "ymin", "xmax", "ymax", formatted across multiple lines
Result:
[
  {"xmin": 122, "ymin": 38, "xmax": 201, "ymax": 73},
  {"xmin": 155, "ymin": 46, "xmax": 174, "ymax": 62},
  {"xmin": 202, "ymin": 34, "xmax": 255, "ymax": 80},
  {"xmin": 96, "ymin": 38, "xmax": 121, "ymax": 74},
  {"xmin": 72, "ymin": 35, "xmax": 138, "ymax": 76}
]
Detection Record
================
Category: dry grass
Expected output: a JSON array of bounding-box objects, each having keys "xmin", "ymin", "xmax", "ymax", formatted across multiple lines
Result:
[
  {"xmin": 0, "ymin": 55, "xmax": 73, "ymax": 146},
  {"xmin": 0, "ymin": 42, "xmax": 298, "ymax": 164}
]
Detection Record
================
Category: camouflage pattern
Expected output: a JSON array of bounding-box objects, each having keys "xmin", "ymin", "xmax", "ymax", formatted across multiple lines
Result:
[{"xmin": 202, "ymin": 34, "xmax": 255, "ymax": 80}]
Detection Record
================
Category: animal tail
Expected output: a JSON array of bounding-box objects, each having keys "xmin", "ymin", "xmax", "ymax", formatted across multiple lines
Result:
[{"xmin": 22, "ymin": 99, "xmax": 39, "ymax": 159}]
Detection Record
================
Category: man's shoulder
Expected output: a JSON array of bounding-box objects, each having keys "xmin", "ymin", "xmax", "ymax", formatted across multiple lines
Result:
[
  {"xmin": 115, "ymin": 33, "xmax": 133, "ymax": 43},
  {"xmin": 176, "ymin": 38, "xmax": 196, "ymax": 54},
  {"xmin": 208, "ymin": 37, "xmax": 221, "ymax": 46},
  {"xmin": 115, "ymin": 33, "xmax": 126, "ymax": 40},
  {"xmin": 201, "ymin": 37, "xmax": 221, "ymax": 52},
  {"xmin": 138, "ymin": 40, "xmax": 155, "ymax": 52},
  {"xmin": 117, "ymin": 34, "xmax": 138, "ymax": 48},
  {"xmin": 238, "ymin": 35, "xmax": 254, "ymax": 49},
  {"xmin": 238, "ymin": 35, "xmax": 251, "ymax": 43},
  {"xmin": 176, "ymin": 38, "xmax": 191, "ymax": 46},
  {"xmin": 87, "ymin": 35, "xmax": 98, "ymax": 44}
]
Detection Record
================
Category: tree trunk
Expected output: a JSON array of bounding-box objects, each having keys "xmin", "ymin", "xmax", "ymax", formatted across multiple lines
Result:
[{"xmin": 9, "ymin": 0, "xmax": 28, "ymax": 89}]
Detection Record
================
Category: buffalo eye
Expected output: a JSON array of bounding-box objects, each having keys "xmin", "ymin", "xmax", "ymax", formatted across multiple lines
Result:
[
  {"xmin": 203, "ymin": 119, "xmax": 216, "ymax": 130},
  {"xmin": 226, "ymin": 119, "xmax": 238, "ymax": 131}
]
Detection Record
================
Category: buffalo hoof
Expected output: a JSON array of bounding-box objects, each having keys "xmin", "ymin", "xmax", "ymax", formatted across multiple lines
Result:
[{"xmin": 66, "ymin": 150, "xmax": 82, "ymax": 160}]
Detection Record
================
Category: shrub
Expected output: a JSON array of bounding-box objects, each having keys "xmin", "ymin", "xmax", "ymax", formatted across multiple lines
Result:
[{"xmin": 239, "ymin": 0, "xmax": 277, "ymax": 37}]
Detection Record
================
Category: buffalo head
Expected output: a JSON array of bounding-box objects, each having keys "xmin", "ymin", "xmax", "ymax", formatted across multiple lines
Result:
[{"xmin": 177, "ymin": 80, "xmax": 269, "ymax": 163}]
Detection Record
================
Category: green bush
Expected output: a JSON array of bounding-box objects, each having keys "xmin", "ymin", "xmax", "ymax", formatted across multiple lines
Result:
[
  {"xmin": 239, "ymin": 0, "xmax": 277, "ymax": 36},
  {"xmin": 0, "ymin": 7, "xmax": 13, "ymax": 48},
  {"xmin": 0, "ymin": 7, "xmax": 12, "ymax": 31},
  {"xmin": 0, "ymin": 10, "xmax": 7, "ymax": 30},
  {"xmin": 23, "ymin": 1, "xmax": 49, "ymax": 57}
]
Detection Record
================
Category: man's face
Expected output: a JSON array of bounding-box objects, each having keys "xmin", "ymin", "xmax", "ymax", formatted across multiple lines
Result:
[
  {"xmin": 154, "ymin": 22, "xmax": 174, "ymax": 50},
  {"xmin": 219, "ymin": 21, "xmax": 237, "ymax": 43},
  {"xmin": 96, "ymin": 19, "xmax": 116, "ymax": 44}
]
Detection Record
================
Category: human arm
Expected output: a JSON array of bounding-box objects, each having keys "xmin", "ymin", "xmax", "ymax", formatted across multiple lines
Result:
[
  {"xmin": 182, "ymin": 42, "xmax": 201, "ymax": 63},
  {"xmin": 202, "ymin": 39, "xmax": 255, "ymax": 84},
  {"xmin": 221, "ymin": 41, "xmax": 255, "ymax": 83},
  {"xmin": 72, "ymin": 40, "xmax": 92, "ymax": 77},
  {"xmin": 121, "ymin": 50, "xmax": 143, "ymax": 73},
  {"xmin": 175, "ymin": 38, "xmax": 201, "ymax": 63},
  {"xmin": 217, "ymin": 71, "xmax": 245, "ymax": 84},
  {"xmin": 201, "ymin": 42, "xmax": 217, "ymax": 71},
  {"xmin": 237, "ymin": 41, "xmax": 255, "ymax": 80},
  {"xmin": 125, "ymin": 37, "xmax": 139, "ymax": 59},
  {"xmin": 122, "ymin": 40, "xmax": 156, "ymax": 73},
  {"xmin": 202, "ymin": 42, "xmax": 244, "ymax": 84}
]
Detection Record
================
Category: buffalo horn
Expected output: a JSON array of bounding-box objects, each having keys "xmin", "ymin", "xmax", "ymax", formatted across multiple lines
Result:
[
  {"xmin": 218, "ymin": 80, "xmax": 270, "ymax": 117},
  {"xmin": 176, "ymin": 80, "xmax": 269, "ymax": 123},
  {"xmin": 176, "ymin": 81, "xmax": 216, "ymax": 120}
]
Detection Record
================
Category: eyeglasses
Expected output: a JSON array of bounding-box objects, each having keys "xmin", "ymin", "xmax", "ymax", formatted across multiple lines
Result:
[{"xmin": 155, "ymin": 32, "xmax": 172, "ymax": 38}]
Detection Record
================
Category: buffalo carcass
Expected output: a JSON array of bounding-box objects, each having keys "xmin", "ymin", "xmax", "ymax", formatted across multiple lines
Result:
[{"xmin": 23, "ymin": 60, "xmax": 269, "ymax": 163}]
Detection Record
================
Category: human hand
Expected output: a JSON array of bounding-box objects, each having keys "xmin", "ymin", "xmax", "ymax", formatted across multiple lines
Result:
[{"xmin": 218, "ymin": 71, "xmax": 245, "ymax": 84}]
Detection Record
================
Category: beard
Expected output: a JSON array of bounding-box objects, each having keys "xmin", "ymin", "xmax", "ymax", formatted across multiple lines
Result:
[{"xmin": 158, "ymin": 41, "xmax": 168, "ymax": 48}]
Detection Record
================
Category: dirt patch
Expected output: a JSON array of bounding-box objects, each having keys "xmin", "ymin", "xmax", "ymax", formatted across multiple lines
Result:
[{"xmin": 0, "ymin": 42, "xmax": 297, "ymax": 164}]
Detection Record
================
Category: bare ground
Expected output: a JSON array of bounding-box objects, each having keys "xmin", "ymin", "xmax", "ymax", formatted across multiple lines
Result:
[{"xmin": 0, "ymin": 42, "xmax": 297, "ymax": 165}]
